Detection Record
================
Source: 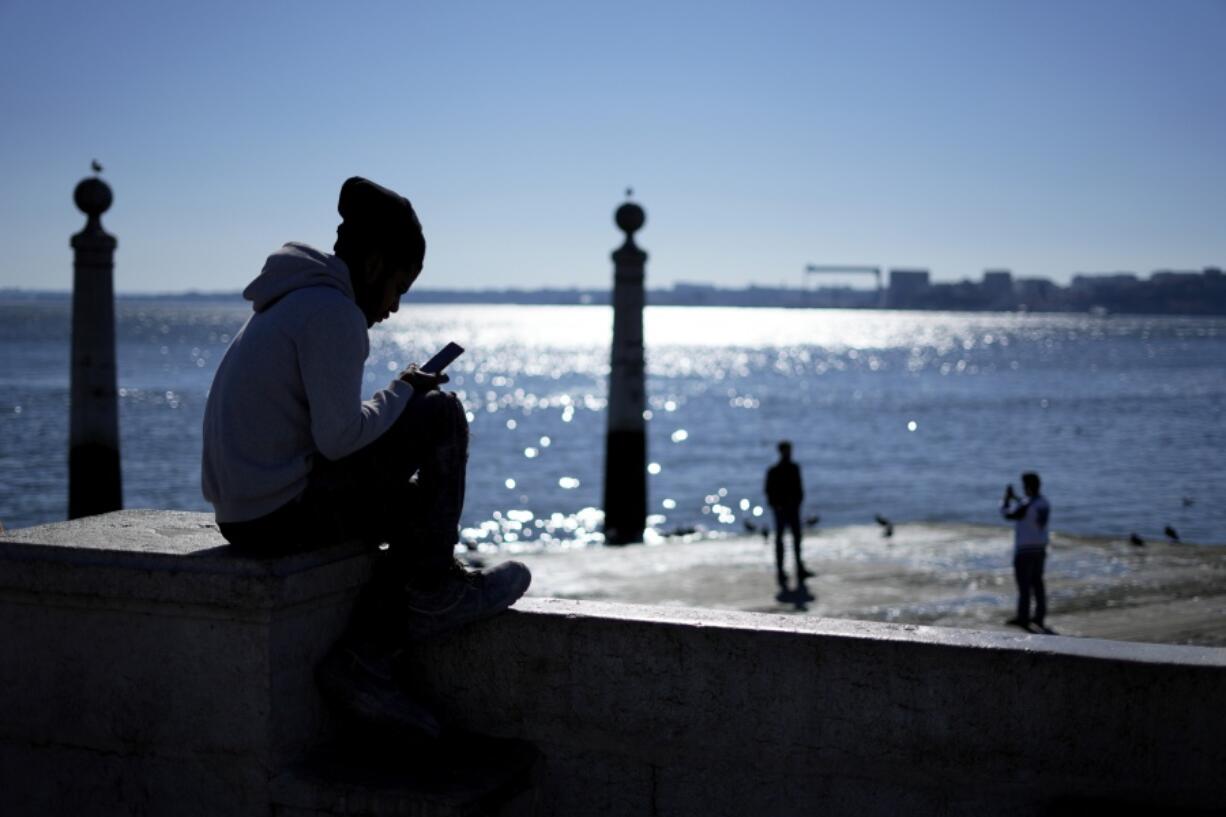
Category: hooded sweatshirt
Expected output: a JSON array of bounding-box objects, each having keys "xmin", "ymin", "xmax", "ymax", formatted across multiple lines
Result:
[{"xmin": 201, "ymin": 242, "xmax": 414, "ymax": 523}]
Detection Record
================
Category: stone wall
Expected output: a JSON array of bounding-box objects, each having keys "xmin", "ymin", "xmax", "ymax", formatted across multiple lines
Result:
[
  {"xmin": 410, "ymin": 602, "xmax": 1226, "ymax": 816},
  {"xmin": 2, "ymin": 511, "xmax": 1223, "ymax": 816},
  {"xmin": 0, "ymin": 511, "xmax": 371, "ymax": 817}
]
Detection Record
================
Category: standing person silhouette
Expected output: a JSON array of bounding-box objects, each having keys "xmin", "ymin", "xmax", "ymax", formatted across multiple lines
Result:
[
  {"xmin": 765, "ymin": 441, "xmax": 812, "ymax": 593},
  {"xmin": 1001, "ymin": 471, "xmax": 1054, "ymax": 634}
]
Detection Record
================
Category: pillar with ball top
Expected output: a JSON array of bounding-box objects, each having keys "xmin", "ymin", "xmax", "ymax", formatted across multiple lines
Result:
[
  {"xmin": 603, "ymin": 193, "xmax": 648, "ymax": 545},
  {"xmin": 68, "ymin": 166, "xmax": 122, "ymax": 519}
]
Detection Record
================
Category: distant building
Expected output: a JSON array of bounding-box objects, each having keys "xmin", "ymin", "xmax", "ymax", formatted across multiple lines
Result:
[
  {"xmin": 670, "ymin": 282, "xmax": 717, "ymax": 305},
  {"xmin": 982, "ymin": 269, "xmax": 1011, "ymax": 289},
  {"xmin": 982, "ymin": 269, "xmax": 1014, "ymax": 305},
  {"xmin": 1151, "ymin": 270, "xmax": 1202, "ymax": 284},
  {"xmin": 1014, "ymin": 278, "xmax": 1058, "ymax": 310},
  {"xmin": 1071, "ymin": 273, "xmax": 1139, "ymax": 291},
  {"xmin": 887, "ymin": 268, "xmax": 930, "ymax": 308}
]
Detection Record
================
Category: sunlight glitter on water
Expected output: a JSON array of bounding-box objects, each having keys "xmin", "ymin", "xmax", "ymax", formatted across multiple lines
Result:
[
  {"xmin": 2, "ymin": 301, "xmax": 1223, "ymax": 546},
  {"xmin": 367, "ymin": 305, "xmax": 1226, "ymax": 547}
]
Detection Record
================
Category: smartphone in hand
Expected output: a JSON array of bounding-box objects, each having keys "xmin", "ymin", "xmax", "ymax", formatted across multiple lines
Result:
[{"xmin": 422, "ymin": 342, "xmax": 465, "ymax": 374}]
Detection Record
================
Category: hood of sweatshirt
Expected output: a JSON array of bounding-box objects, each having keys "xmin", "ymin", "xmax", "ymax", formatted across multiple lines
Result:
[{"xmin": 243, "ymin": 242, "xmax": 355, "ymax": 313}]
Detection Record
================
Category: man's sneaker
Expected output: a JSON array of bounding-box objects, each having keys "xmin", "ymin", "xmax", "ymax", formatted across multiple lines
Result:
[
  {"xmin": 402, "ymin": 559, "xmax": 532, "ymax": 643},
  {"xmin": 315, "ymin": 644, "xmax": 441, "ymax": 738}
]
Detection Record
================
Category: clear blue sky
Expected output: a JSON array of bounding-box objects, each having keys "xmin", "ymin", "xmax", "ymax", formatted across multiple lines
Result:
[{"xmin": 2, "ymin": 0, "xmax": 1223, "ymax": 292}]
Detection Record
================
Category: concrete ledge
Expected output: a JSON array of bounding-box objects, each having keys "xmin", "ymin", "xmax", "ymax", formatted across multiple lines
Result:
[
  {"xmin": 0, "ymin": 510, "xmax": 374, "ymax": 817},
  {"xmin": 3, "ymin": 511, "xmax": 1224, "ymax": 816},
  {"xmin": 406, "ymin": 598, "xmax": 1226, "ymax": 816},
  {"xmin": 0, "ymin": 510, "xmax": 372, "ymax": 609}
]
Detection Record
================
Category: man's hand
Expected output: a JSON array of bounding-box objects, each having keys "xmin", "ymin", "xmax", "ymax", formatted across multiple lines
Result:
[{"xmin": 399, "ymin": 363, "xmax": 449, "ymax": 392}]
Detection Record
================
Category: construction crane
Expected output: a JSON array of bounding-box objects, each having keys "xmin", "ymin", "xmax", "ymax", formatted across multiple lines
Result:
[
  {"xmin": 803, "ymin": 264, "xmax": 882, "ymax": 290},
  {"xmin": 802, "ymin": 264, "xmax": 886, "ymax": 308}
]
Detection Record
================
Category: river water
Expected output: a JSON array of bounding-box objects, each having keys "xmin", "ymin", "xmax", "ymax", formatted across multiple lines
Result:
[{"xmin": 2, "ymin": 300, "xmax": 1223, "ymax": 548}]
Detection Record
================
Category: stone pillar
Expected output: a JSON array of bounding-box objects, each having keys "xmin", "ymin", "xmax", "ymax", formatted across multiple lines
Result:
[
  {"xmin": 68, "ymin": 173, "xmax": 122, "ymax": 519},
  {"xmin": 603, "ymin": 197, "xmax": 648, "ymax": 545}
]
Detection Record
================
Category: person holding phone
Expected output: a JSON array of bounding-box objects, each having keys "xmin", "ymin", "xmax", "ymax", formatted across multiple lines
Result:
[
  {"xmin": 1000, "ymin": 472, "xmax": 1053, "ymax": 634},
  {"xmin": 201, "ymin": 177, "xmax": 530, "ymax": 737}
]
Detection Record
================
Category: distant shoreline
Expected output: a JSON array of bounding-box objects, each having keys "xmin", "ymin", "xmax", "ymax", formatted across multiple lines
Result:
[{"xmin": 4, "ymin": 288, "xmax": 1225, "ymax": 317}]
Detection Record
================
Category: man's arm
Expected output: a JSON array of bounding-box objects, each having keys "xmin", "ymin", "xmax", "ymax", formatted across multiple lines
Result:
[
  {"xmin": 1001, "ymin": 497, "xmax": 1028, "ymax": 521},
  {"xmin": 298, "ymin": 304, "xmax": 414, "ymax": 461}
]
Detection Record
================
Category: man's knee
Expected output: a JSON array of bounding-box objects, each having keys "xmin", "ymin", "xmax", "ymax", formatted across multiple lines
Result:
[
  {"xmin": 414, "ymin": 387, "xmax": 454, "ymax": 410},
  {"xmin": 426, "ymin": 388, "xmax": 464, "ymax": 412},
  {"xmin": 405, "ymin": 389, "xmax": 466, "ymax": 429}
]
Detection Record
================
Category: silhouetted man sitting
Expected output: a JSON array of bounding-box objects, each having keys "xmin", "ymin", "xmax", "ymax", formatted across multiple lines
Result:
[
  {"xmin": 765, "ymin": 441, "xmax": 812, "ymax": 592},
  {"xmin": 201, "ymin": 177, "xmax": 530, "ymax": 736},
  {"xmin": 1001, "ymin": 471, "xmax": 1052, "ymax": 634}
]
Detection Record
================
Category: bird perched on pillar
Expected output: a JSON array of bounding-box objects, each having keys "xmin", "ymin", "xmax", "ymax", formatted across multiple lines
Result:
[{"xmin": 91, "ymin": 159, "xmax": 103, "ymax": 174}]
